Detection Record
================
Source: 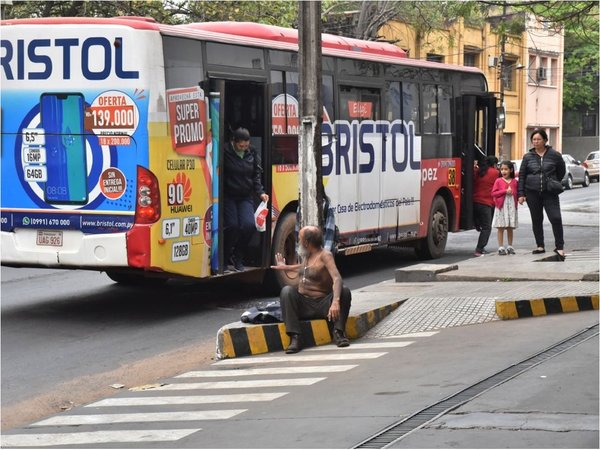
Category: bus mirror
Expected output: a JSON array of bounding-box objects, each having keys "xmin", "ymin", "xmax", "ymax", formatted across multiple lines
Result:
[{"xmin": 496, "ymin": 106, "xmax": 506, "ymax": 129}]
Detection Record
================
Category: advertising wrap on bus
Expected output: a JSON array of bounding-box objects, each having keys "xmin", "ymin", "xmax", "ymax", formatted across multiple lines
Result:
[
  {"xmin": 1, "ymin": 27, "xmax": 148, "ymax": 235},
  {"xmin": 1, "ymin": 23, "xmax": 216, "ymax": 279}
]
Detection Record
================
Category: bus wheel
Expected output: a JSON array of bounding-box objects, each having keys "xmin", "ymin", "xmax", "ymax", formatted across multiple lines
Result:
[
  {"xmin": 266, "ymin": 212, "xmax": 300, "ymax": 291},
  {"xmin": 415, "ymin": 195, "xmax": 448, "ymax": 260},
  {"xmin": 105, "ymin": 271, "xmax": 167, "ymax": 286}
]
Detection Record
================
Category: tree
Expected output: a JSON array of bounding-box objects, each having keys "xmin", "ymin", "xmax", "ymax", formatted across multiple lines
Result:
[{"xmin": 1, "ymin": 0, "xmax": 298, "ymax": 26}]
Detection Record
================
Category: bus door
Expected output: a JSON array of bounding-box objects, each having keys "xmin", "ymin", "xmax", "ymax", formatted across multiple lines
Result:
[
  {"xmin": 459, "ymin": 94, "xmax": 497, "ymax": 229},
  {"xmin": 208, "ymin": 78, "xmax": 270, "ymax": 274}
]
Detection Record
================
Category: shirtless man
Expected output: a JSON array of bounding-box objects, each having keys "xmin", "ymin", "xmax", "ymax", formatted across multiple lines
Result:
[{"xmin": 271, "ymin": 225, "xmax": 352, "ymax": 353}]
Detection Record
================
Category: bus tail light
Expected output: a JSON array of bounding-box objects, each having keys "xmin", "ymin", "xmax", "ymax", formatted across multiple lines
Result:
[{"xmin": 135, "ymin": 166, "xmax": 161, "ymax": 224}]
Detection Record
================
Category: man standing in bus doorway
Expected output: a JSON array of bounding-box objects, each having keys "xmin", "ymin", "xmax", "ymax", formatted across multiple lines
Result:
[
  {"xmin": 473, "ymin": 155, "xmax": 500, "ymax": 257},
  {"xmin": 271, "ymin": 226, "xmax": 351, "ymax": 353},
  {"xmin": 223, "ymin": 127, "xmax": 269, "ymax": 272}
]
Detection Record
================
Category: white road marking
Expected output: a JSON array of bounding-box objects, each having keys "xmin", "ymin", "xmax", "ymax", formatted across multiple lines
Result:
[
  {"xmin": 381, "ymin": 331, "xmax": 439, "ymax": 338},
  {"xmin": 176, "ymin": 365, "xmax": 358, "ymax": 378},
  {"xmin": 305, "ymin": 342, "xmax": 414, "ymax": 350},
  {"xmin": 153, "ymin": 377, "xmax": 325, "ymax": 390},
  {"xmin": 31, "ymin": 410, "xmax": 246, "ymax": 427},
  {"xmin": 214, "ymin": 352, "xmax": 388, "ymax": 365},
  {"xmin": 1, "ymin": 429, "xmax": 199, "ymax": 447},
  {"xmin": 86, "ymin": 392, "xmax": 287, "ymax": 407}
]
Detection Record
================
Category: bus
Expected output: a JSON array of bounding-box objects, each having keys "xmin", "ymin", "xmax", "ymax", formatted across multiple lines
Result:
[{"xmin": 0, "ymin": 17, "xmax": 498, "ymax": 288}]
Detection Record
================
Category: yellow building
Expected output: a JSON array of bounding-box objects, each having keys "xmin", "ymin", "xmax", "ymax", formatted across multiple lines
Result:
[{"xmin": 380, "ymin": 17, "xmax": 527, "ymax": 161}]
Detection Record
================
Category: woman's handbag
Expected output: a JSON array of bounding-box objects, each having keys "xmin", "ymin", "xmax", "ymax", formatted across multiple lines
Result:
[{"xmin": 546, "ymin": 177, "xmax": 564, "ymax": 195}]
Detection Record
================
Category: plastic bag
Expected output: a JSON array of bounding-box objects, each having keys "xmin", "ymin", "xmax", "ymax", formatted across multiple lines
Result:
[
  {"xmin": 254, "ymin": 200, "xmax": 269, "ymax": 232},
  {"xmin": 240, "ymin": 301, "xmax": 282, "ymax": 324}
]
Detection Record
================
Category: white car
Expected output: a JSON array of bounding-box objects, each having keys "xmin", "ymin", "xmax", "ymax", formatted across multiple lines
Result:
[{"xmin": 583, "ymin": 150, "xmax": 600, "ymax": 182}]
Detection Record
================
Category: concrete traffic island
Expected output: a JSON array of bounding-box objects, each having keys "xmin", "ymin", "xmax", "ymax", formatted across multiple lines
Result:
[{"xmin": 215, "ymin": 248, "xmax": 599, "ymax": 360}]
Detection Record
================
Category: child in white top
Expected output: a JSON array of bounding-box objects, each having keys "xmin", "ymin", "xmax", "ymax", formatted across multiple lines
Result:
[{"xmin": 491, "ymin": 161, "xmax": 519, "ymax": 255}]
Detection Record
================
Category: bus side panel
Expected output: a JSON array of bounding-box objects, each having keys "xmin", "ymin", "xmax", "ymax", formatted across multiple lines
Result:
[
  {"xmin": 146, "ymin": 87, "xmax": 212, "ymax": 279},
  {"xmin": 419, "ymin": 157, "xmax": 461, "ymax": 235}
]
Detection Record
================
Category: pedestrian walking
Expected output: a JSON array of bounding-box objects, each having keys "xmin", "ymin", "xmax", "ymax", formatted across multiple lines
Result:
[{"xmin": 223, "ymin": 127, "xmax": 269, "ymax": 272}]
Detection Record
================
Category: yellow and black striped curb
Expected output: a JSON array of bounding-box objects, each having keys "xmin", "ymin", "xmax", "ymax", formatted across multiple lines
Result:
[
  {"xmin": 496, "ymin": 295, "xmax": 599, "ymax": 320},
  {"xmin": 216, "ymin": 299, "xmax": 407, "ymax": 359}
]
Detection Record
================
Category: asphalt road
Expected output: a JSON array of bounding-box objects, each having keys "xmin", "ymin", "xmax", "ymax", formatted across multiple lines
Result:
[{"xmin": 1, "ymin": 183, "xmax": 598, "ymax": 432}]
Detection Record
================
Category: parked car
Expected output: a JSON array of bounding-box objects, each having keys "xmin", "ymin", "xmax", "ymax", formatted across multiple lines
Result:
[
  {"xmin": 582, "ymin": 150, "xmax": 600, "ymax": 182},
  {"xmin": 510, "ymin": 159, "xmax": 522, "ymax": 180},
  {"xmin": 562, "ymin": 154, "xmax": 590, "ymax": 189}
]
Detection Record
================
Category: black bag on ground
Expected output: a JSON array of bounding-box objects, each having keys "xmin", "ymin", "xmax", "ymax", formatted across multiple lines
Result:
[{"xmin": 240, "ymin": 301, "xmax": 283, "ymax": 324}]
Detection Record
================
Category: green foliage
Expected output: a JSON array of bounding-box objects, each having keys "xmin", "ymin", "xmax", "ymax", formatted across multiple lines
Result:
[{"xmin": 1, "ymin": 1, "xmax": 298, "ymax": 26}]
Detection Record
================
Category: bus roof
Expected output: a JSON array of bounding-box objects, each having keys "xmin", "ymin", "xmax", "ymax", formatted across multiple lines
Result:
[
  {"xmin": 183, "ymin": 22, "xmax": 408, "ymax": 59},
  {"xmin": 0, "ymin": 16, "xmax": 161, "ymax": 30},
  {"xmin": 1, "ymin": 16, "xmax": 483, "ymax": 75}
]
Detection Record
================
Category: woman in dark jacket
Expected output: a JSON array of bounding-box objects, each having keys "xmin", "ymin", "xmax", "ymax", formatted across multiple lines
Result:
[
  {"xmin": 223, "ymin": 127, "xmax": 269, "ymax": 271},
  {"xmin": 517, "ymin": 129, "xmax": 566, "ymax": 260}
]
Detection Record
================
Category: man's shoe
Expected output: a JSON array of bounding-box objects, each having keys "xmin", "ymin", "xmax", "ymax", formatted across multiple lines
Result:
[
  {"xmin": 507, "ymin": 246, "xmax": 515, "ymax": 255},
  {"xmin": 333, "ymin": 329, "xmax": 350, "ymax": 348},
  {"xmin": 498, "ymin": 247, "xmax": 507, "ymax": 255},
  {"xmin": 285, "ymin": 334, "xmax": 302, "ymax": 354}
]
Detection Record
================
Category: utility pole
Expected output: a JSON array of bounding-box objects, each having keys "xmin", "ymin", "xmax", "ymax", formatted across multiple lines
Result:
[
  {"xmin": 298, "ymin": 0, "xmax": 324, "ymax": 228},
  {"xmin": 497, "ymin": 1, "xmax": 508, "ymax": 162}
]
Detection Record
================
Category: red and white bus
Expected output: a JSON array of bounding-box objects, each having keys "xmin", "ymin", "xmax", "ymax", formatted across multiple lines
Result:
[{"xmin": 1, "ymin": 17, "xmax": 498, "ymax": 288}]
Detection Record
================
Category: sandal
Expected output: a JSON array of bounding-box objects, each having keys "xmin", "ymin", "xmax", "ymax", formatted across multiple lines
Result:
[
  {"xmin": 532, "ymin": 248, "xmax": 545, "ymax": 254},
  {"xmin": 553, "ymin": 249, "xmax": 566, "ymax": 261}
]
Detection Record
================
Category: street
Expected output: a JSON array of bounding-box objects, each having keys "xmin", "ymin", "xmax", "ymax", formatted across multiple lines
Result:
[{"xmin": 1, "ymin": 184, "xmax": 598, "ymax": 448}]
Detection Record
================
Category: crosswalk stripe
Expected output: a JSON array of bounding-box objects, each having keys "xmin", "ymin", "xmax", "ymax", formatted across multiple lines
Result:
[
  {"xmin": 0, "ymin": 429, "xmax": 199, "ymax": 447},
  {"xmin": 214, "ymin": 352, "xmax": 388, "ymax": 365},
  {"xmin": 305, "ymin": 342, "xmax": 414, "ymax": 350},
  {"xmin": 31, "ymin": 410, "xmax": 247, "ymax": 427},
  {"xmin": 176, "ymin": 365, "xmax": 358, "ymax": 378},
  {"xmin": 86, "ymin": 392, "xmax": 287, "ymax": 407},
  {"xmin": 381, "ymin": 331, "xmax": 439, "ymax": 338},
  {"xmin": 153, "ymin": 377, "xmax": 325, "ymax": 390}
]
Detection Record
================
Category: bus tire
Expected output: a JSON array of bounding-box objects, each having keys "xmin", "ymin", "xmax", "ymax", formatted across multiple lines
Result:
[
  {"xmin": 267, "ymin": 212, "xmax": 300, "ymax": 291},
  {"xmin": 105, "ymin": 270, "xmax": 167, "ymax": 286},
  {"xmin": 415, "ymin": 195, "xmax": 448, "ymax": 260}
]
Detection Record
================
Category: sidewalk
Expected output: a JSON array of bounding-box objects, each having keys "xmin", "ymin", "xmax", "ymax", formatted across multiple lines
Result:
[{"xmin": 216, "ymin": 248, "xmax": 599, "ymax": 359}]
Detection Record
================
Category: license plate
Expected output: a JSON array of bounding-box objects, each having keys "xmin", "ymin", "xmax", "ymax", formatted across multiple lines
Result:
[{"xmin": 36, "ymin": 230, "xmax": 63, "ymax": 247}]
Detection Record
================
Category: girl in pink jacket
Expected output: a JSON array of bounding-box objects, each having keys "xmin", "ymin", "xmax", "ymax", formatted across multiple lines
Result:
[{"xmin": 492, "ymin": 161, "xmax": 519, "ymax": 255}]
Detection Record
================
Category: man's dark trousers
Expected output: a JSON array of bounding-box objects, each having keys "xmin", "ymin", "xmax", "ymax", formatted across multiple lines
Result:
[{"xmin": 280, "ymin": 285, "xmax": 352, "ymax": 336}]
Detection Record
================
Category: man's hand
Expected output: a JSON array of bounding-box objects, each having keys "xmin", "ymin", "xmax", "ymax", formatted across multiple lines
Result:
[
  {"xmin": 518, "ymin": 196, "xmax": 525, "ymax": 205},
  {"xmin": 327, "ymin": 299, "xmax": 340, "ymax": 322},
  {"xmin": 271, "ymin": 252, "xmax": 286, "ymax": 269}
]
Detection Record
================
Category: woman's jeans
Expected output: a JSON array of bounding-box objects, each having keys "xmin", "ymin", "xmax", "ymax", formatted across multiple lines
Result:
[
  {"xmin": 525, "ymin": 190, "xmax": 564, "ymax": 251},
  {"xmin": 473, "ymin": 202, "xmax": 493, "ymax": 252},
  {"xmin": 223, "ymin": 196, "xmax": 255, "ymax": 262}
]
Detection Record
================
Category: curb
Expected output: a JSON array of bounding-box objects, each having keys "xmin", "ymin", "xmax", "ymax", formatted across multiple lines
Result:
[
  {"xmin": 495, "ymin": 295, "xmax": 599, "ymax": 320},
  {"xmin": 215, "ymin": 299, "xmax": 406, "ymax": 359}
]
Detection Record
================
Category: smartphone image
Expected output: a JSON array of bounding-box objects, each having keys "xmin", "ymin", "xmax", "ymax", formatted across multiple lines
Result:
[{"xmin": 41, "ymin": 93, "xmax": 88, "ymax": 204}]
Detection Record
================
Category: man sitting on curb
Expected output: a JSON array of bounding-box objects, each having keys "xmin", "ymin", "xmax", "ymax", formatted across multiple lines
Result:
[{"xmin": 271, "ymin": 225, "xmax": 352, "ymax": 353}]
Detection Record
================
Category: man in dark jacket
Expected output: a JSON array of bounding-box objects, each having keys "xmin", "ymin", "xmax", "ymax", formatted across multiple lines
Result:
[
  {"xmin": 517, "ymin": 129, "xmax": 566, "ymax": 259},
  {"xmin": 223, "ymin": 128, "xmax": 269, "ymax": 271}
]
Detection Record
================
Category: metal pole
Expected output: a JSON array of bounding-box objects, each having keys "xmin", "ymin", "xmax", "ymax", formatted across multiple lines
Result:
[
  {"xmin": 298, "ymin": 0, "xmax": 323, "ymax": 228},
  {"xmin": 498, "ymin": 1, "xmax": 507, "ymax": 162}
]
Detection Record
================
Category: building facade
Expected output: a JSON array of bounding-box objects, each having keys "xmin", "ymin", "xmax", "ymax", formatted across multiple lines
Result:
[{"xmin": 379, "ymin": 14, "xmax": 564, "ymax": 160}]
